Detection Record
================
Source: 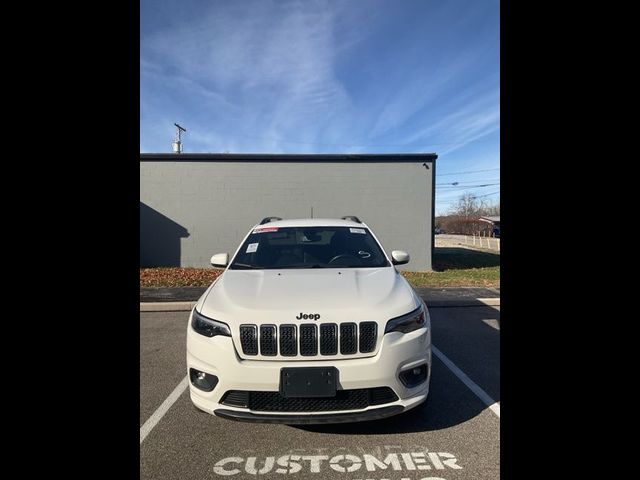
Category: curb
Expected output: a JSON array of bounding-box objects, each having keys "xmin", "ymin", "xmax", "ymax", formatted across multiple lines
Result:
[
  {"xmin": 140, "ymin": 298, "xmax": 499, "ymax": 312},
  {"xmin": 140, "ymin": 301, "xmax": 197, "ymax": 312},
  {"xmin": 426, "ymin": 298, "xmax": 500, "ymax": 308}
]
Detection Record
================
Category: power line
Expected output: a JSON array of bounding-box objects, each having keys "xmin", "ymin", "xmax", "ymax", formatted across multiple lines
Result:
[
  {"xmin": 436, "ymin": 178, "xmax": 500, "ymax": 186},
  {"xmin": 436, "ymin": 190, "xmax": 500, "ymax": 208},
  {"xmin": 436, "ymin": 185, "xmax": 501, "ymax": 199},
  {"xmin": 437, "ymin": 182, "xmax": 500, "ymax": 190},
  {"xmin": 471, "ymin": 190, "xmax": 500, "ymax": 199},
  {"xmin": 437, "ymin": 167, "xmax": 500, "ymax": 177}
]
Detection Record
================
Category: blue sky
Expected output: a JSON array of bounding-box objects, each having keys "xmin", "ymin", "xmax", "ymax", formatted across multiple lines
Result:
[{"xmin": 140, "ymin": 0, "xmax": 499, "ymax": 214}]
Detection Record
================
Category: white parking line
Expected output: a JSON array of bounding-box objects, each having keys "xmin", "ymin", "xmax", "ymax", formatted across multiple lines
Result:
[
  {"xmin": 482, "ymin": 319, "xmax": 500, "ymax": 330},
  {"xmin": 432, "ymin": 345, "xmax": 500, "ymax": 418},
  {"xmin": 140, "ymin": 376, "xmax": 189, "ymax": 444},
  {"xmin": 477, "ymin": 298, "xmax": 500, "ymax": 307}
]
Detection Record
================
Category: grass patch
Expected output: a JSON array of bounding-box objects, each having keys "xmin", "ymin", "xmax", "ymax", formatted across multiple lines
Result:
[
  {"xmin": 401, "ymin": 267, "xmax": 500, "ymax": 288},
  {"xmin": 400, "ymin": 247, "xmax": 500, "ymax": 288}
]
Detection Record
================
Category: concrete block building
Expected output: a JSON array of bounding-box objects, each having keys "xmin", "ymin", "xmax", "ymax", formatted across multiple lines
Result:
[{"xmin": 140, "ymin": 153, "xmax": 436, "ymax": 270}]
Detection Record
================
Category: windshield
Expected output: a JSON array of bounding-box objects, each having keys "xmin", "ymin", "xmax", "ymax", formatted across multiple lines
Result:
[{"xmin": 229, "ymin": 226, "xmax": 391, "ymax": 269}]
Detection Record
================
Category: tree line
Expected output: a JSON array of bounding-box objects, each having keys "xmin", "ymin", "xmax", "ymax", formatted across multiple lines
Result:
[{"xmin": 436, "ymin": 193, "xmax": 500, "ymax": 235}]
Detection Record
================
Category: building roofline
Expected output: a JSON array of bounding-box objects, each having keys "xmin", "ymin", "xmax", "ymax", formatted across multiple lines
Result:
[{"xmin": 139, "ymin": 153, "xmax": 437, "ymax": 163}]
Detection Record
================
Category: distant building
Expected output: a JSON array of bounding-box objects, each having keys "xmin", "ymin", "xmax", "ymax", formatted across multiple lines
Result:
[{"xmin": 479, "ymin": 216, "xmax": 500, "ymax": 237}]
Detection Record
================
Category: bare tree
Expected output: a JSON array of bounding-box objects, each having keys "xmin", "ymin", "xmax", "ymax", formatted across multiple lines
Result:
[
  {"xmin": 449, "ymin": 193, "xmax": 500, "ymax": 217},
  {"xmin": 481, "ymin": 200, "xmax": 500, "ymax": 216},
  {"xmin": 438, "ymin": 193, "xmax": 499, "ymax": 235},
  {"xmin": 451, "ymin": 192, "xmax": 478, "ymax": 218}
]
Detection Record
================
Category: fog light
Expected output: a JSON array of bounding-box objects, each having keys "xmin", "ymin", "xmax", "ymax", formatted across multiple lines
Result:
[
  {"xmin": 399, "ymin": 364, "xmax": 428, "ymax": 388},
  {"xmin": 189, "ymin": 368, "xmax": 218, "ymax": 392}
]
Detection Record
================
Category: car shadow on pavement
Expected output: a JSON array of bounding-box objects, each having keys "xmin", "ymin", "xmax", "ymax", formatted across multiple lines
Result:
[
  {"xmin": 293, "ymin": 363, "xmax": 485, "ymax": 435},
  {"xmin": 295, "ymin": 305, "xmax": 500, "ymax": 435}
]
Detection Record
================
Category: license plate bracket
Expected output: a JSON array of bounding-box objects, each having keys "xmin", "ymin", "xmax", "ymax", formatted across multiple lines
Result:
[{"xmin": 280, "ymin": 367, "xmax": 338, "ymax": 398}]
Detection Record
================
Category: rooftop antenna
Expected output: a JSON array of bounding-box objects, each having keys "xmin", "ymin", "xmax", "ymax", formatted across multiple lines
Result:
[{"xmin": 172, "ymin": 123, "xmax": 186, "ymax": 153}]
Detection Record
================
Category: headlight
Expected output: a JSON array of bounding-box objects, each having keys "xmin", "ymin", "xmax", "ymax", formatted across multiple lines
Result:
[
  {"xmin": 385, "ymin": 305, "xmax": 428, "ymax": 334},
  {"xmin": 191, "ymin": 309, "xmax": 231, "ymax": 337}
]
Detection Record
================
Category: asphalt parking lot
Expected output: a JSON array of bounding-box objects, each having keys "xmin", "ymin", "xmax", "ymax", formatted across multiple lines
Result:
[{"xmin": 140, "ymin": 304, "xmax": 500, "ymax": 480}]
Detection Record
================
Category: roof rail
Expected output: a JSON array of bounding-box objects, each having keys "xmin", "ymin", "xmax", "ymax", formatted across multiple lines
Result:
[
  {"xmin": 260, "ymin": 216, "xmax": 283, "ymax": 225},
  {"xmin": 341, "ymin": 216, "xmax": 362, "ymax": 223}
]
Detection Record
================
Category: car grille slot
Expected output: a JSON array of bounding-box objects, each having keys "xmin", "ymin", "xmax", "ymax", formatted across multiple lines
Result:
[
  {"xmin": 220, "ymin": 390, "xmax": 250, "ymax": 408},
  {"xmin": 259, "ymin": 325, "xmax": 277, "ymax": 356},
  {"xmin": 340, "ymin": 323, "xmax": 357, "ymax": 354},
  {"xmin": 239, "ymin": 325, "xmax": 258, "ymax": 355},
  {"xmin": 319, "ymin": 323, "xmax": 338, "ymax": 355},
  {"xmin": 220, "ymin": 387, "xmax": 398, "ymax": 412},
  {"xmin": 359, "ymin": 321, "xmax": 378, "ymax": 353},
  {"xmin": 299, "ymin": 324, "xmax": 318, "ymax": 356},
  {"xmin": 238, "ymin": 322, "xmax": 378, "ymax": 357},
  {"xmin": 279, "ymin": 325, "xmax": 297, "ymax": 356},
  {"xmin": 369, "ymin": 386, "xmax": 399, "ymax": 405}
]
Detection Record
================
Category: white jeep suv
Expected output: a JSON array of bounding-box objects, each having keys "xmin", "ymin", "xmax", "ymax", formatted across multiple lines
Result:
[{"xmin": 186, "ymin": 216, "xmax": 431, "ymax": 424}]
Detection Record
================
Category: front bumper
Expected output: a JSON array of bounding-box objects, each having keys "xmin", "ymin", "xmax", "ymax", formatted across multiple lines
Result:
[
  {"xmin": 186, "ymin": 322, "xmax": 431, "ymax": 424},
  {"xmin": 213, "ymin": 405, "xmax": 406, "ymax": 424}
]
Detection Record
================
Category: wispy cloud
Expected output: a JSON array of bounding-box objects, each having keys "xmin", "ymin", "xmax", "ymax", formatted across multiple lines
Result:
[
  {"xmin": 140, "ymin": 0, "xmax": 499, "ymax": 159},
  {"xmin": 368, "ymin": 49, "xmax": 484, "ymax": 139},
  {"xmin": 398, "ymin": 83, "xmax": 500, "ymax": 155},
  {"xmin": 141, "ymin": 0, "xmax": 378, "ymax": 152}
]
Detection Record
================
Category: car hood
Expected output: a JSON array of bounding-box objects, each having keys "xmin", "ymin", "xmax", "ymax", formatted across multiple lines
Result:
[{"xmin": 197, "ymin": 267, "xmax": 420, "ymax": 325}]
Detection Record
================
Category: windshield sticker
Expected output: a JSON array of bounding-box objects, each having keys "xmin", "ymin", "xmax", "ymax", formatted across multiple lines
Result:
[
  {"xmin": 253, "ymin": 227, "xmax": 279, "ymax": 234},
  {"xmin": 350, "ymin": 228, "xmax": 366, "ymax": 234},
  {"xmin": 246, "ymin": 243, "xmax": 259, "ymax": 253}
]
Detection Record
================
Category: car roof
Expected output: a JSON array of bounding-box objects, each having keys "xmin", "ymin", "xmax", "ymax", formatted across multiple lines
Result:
[{"xmin": 252, "ymin": 218, "xmax": 368, "ymax": 229}]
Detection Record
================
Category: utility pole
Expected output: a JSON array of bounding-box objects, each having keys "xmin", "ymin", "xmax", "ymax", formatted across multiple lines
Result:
[{"xmin": 172, "ymin": 123, "xmax": 186, "ymax": 153}]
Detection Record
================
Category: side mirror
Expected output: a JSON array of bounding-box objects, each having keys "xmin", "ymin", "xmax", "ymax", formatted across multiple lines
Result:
[
  {"xmin": 210, "ymin": 253, "xmax": 229, "ymax": 268},
  {"xmin": 391, "ymin": 250, "xmax": 410, "ymax": 265}
]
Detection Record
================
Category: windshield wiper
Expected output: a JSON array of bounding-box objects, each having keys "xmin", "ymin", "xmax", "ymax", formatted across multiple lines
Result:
[{"xmin": 230, "ymin": 263, "xmax": 261, "ymax": 269}]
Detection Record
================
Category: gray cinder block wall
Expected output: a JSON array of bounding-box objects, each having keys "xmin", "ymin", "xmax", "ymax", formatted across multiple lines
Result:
[{"xmin": 140, "ymin": 154, "xmax": 436, "ymax": 271}]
